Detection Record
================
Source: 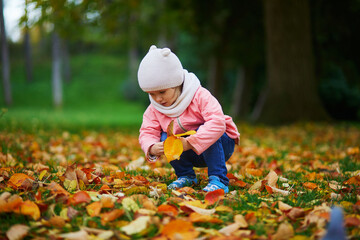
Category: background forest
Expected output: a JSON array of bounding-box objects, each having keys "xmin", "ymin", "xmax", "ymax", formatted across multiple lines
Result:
[{"xmin": 1, "ymin": 0, "xmax": 360, "ymax": 130}]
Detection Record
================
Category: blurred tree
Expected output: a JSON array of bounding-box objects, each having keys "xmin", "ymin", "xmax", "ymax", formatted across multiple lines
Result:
[
  {"xmin": 29, "ymin": 0, "xmax": 85, "ymax": 107},
  {"xmin": 0, "ymin": 0, "xmax": 12, "ymax": 106},
  {"xmin": 256, "ymin": 0, "xmax": 329, "ymax": 123},
  {"xmin": 311, "ymin": 0, "xmax": 360, "ymax": 120},
  {"xmin": 20, "ymin": 0, "xmax": 33, "ymax": 83}
]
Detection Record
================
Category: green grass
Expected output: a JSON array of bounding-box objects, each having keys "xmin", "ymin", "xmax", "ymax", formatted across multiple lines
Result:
[{"xmin": 0, "ymin": 53, "xmax": 146, "ymax": 132}]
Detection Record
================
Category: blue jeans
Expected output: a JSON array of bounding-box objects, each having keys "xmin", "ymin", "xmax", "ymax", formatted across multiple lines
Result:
[{"xmin": 161, "ymin": 132, "xmax": 235, "ymax": 185}]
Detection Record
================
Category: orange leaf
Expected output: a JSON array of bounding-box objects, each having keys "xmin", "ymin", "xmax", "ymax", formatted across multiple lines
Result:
[
  {"xmin": 100, "ymin": 196, "xmax": 114, "ymax": 209},
  {"xmin": 19, "ymin": 200, "xmax": 41, "ymax": 220},
  {"xmin": 303, "ymin": 182, "xmax": 318, "ymax": 190},
  {"xmin": 161, "ymin": 219, "xmax": 199, "ymax": 240},
  {"xmin": 231, "ymin": 179, "xmax": 247, "ymax": 187},
  {"xmin": 0, "ymin": 194, "xmax": 23, "ymax": 212},
  {"xmin": 265, "ymin": 185, "xmax": 273, "ymax": 194},
  {"xmin": 101, "ymin": 209, "xmax": 125, "ymax": 225},
  {"xmin": 47, "ymin": 181, "xmax": 70, "ymax": 197},
  {"xmin": 344, "ymin": 176, "xmax": 360, "ymax": 186},
  {"xmin": 246, "ymin": 168, "xmax": 263, "ymax": 177},
  {"xmin": 178, "ymin": 186, "xmax": 196, "ymax": 194},
  {"xmin": 8, "ymin": 173, "xmax": 34, "ymax": 189},
  {"xmin": 68, "ymin": 191, "xmax": 91, "ymax": 205},
  {"xmin": 164, "ymin": 136, "xmax": 183, "ymax": 162},
  {"xmin": 205, "ymin": 189, "xmax": 224, "ymax": 205},
  {"xmin": 167, "ymin": 120, "xmax": 174, "ymax": 136},
  {"xmin": 189, "ymin": 212, "xmax": 223, "ymax": 224},
  {"xmin": 158, "ymin": 204, "xmax": 178, "ymax": 217},
  {"xmin": 86, "ymin": 201, "xmax": 102, "ymax": 217}
]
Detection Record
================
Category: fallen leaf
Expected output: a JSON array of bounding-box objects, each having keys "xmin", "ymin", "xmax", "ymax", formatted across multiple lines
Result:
[
  {"xmin": 205, "ymin": 189, "xmax": 224, "ymax": 205},
  {"xmin": 234, "ymin": 214, "xmax": 248, "ymax": 228},
  {"xmin": 272, "ymin": 222, "xmax": 294, "ymax": 240},
  {"xmin": 303, "ymin": 182, "xmax": 318, "ymax": 190},
  {"xmin": 48, "ymin": 215, "xmax": 66, "ymax": 228},
  {"xmin": 68, "ymin": 191, "xmax": 91, "ymax": 205},
  {"xmin": 181, "ymin": 204, "xmax": 216, "ymax": 215},
  {"xmin": 218, "ymin": 222, "xmax": 241, "ymax": 236},
  {"xmin": 8, "ymin": 173, "xmax": 34, "ymax": 190},
  {"xmin": 86, "ymin": 201, "xmax": 102, "ymax": 217},
  {"xmin": 189, "ymin": 212, "xmax": 223, "ymax": 223},
  {"xmin": 47, "ymin": 181, "xmax": 70, "ymax": 197},
  {"xmin": 161, "ymin": 219, "xmax": 199, "ymax": 240},
  {"xmin": 6, "ymin": 224, "xmax": 30, "ymax": 240},
  {"xmin": 265, "ymin": 170, "xmax": 278, "ymax": 187},
  {"xmin": 101, "ymin": 209, "xmax": 125, "ymax": 225},
  {"xmin": 19, "ymin": 200, "xmax": 40, "ymax": 220},
  {"xmin": 122, "ymin": 197, "xmax": 140, "ymax": 212},
  {"xmin": 121, "ymin": 216, "xmax": 151, "ymax": 235},
  {"xmin": 158, "ymin": 204, "xmax": 178, "ymax": 217},
  {"xmin": 59, "ymin": 230, "xmax": 89, "ymax": 240}
]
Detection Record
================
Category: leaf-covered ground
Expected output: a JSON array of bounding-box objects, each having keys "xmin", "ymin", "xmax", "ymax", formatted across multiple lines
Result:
[{"xmin": 1, "ymin": 123, "xmax": 360, "ymax": 240}]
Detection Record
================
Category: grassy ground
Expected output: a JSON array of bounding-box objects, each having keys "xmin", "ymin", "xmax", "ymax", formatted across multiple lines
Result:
[
  {"xmin": 0, "ymin": 53, "xmax": 145, "ymax": 132},
  {"xmin": 0, "ymin": 123, "xmax": 359, "ymax": 239}
]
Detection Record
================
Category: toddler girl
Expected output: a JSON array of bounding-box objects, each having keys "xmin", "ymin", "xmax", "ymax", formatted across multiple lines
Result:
[{"xmin": 138, "ymin": 45, "xmax": 240, "ymax": 193}]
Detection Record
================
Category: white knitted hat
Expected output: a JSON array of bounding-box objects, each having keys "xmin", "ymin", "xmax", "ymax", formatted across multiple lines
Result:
[{"xmin": 138, "ymin": 45, "xmax": 184, "ymax": 92}]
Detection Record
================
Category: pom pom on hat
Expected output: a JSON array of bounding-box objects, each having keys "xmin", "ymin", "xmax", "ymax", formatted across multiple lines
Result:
[{"xmin": 138, "ymin": 45, "xmax": 184, "ymax": 92}]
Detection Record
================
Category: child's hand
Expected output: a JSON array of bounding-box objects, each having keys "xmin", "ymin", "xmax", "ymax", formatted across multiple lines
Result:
[
  {"xmin": 180, "ymin": 137, "xmax": 193, "ymax": 151},
  {"xmin": 149, "ymin": 142, "xmax": 164, "ymax": 156}
]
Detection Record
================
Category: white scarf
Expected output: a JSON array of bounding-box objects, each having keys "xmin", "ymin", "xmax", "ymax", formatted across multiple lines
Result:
[{"xmin": 149, "ymin": 70, "xmax": 201, "ymax": 117}]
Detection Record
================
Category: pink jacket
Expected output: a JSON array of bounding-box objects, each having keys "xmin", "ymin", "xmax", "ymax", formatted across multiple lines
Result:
[{"xmin": 139, "ymin": 87, "xmax": 240, "ymax": 160}]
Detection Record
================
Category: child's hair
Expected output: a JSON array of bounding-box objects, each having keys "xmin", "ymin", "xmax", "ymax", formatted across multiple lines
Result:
[{"xmin": 138, "ymin": 45, "xmax": 184, "ymax": 92}]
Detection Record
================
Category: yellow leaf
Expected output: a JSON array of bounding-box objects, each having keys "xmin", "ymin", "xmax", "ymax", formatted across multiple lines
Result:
[
  {"xmin": 215, "ymin": 205, "xmax": 233, "ymax": 212},
  {"xmin": 64, "ymin": 179, "xmax": 78, "ymax": 192},
  {"xmin": 39, "ymin": 170, "xmax": 47, "ymax": 181},
  {"xmin": 164, "ymin": 136, "xmax": 183, "ymax": 162},
  {"xmin": 179, "ymin": 200, "xmax": 208, "ymax": 209},
  {"xmin": 122, "ymin": 197, "xmax": 140, "ymax": 212},
  {"xmin": 20, "ymin": 200, "xmax": 41, "ymax": 220},
  {"xmin": 174, "ymin": 130, "xmax": 196, "ymax": 137}
]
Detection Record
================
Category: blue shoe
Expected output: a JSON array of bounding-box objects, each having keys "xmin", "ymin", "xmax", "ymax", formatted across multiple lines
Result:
[
  {"xmin": 203, "ymin": 176, "xmax": 229, "ymax": 193},
  {"xmin": 168, "ymin": 176, "xmax": 198, "ymax": 190}
]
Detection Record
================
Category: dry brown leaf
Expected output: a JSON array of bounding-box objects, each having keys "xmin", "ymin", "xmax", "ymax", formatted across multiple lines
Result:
[
  {"xmin": 59, "ymin": 230, "xmax": 89, "ymax": 240},
  {"xmin": 48, "ymin": 215, "xmax": 66, "ymax": 228},
  {"xmin": 272, "ymin": 222, "xmax": 294, "ymax": 240},
  {"xmin": 234, "ymin": 214, "xmax": 248, "ymax": 228},
  {"xmin": 6, "ymin": 224, "xmax": 30, "ymax": 240},
  {"xmin": 265, "ymin": 170, "xmax": 278, "ymax": 187},
  {"xmin": 218, "ymin": 222, "xmax": 241, "ymax": 236}
]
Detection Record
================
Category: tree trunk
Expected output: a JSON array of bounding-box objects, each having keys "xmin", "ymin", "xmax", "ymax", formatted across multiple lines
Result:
[
  {"xmin": 52, "ymin": 32, "xmax": 63, "ymax": 108},
  {"xmin": 62, "ymin": 39, "xmax": 71, "ymax": 83},
  {"xmin": 24, "ymin": 29, "xmax": 33, "ymax": 83},
  {"xmin": 257, "ymin": 0, "xmax": 329, "ymax": 124},
  {"xmin": 230, "ymin": 66, "xmax": 245, "ymax": 119},
  {"xmin": 0, "ymin": 0, "xmax": 12, "ymax": 106},
  {"xmin": 207, "ymin": 55, "xmax": 224, "ymax": 101}
]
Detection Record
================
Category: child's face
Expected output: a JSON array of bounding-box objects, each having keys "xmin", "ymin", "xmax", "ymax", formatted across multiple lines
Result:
[{"xmin": 147, "ymin": 87, "xmax": 181, "ymax": 107}]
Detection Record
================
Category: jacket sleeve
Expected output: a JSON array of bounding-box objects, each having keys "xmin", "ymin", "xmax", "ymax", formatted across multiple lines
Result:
[
  {"xmin": 139, "ymin": 106, "xmax": 162, "ymax": 162},
  {"xmin": 186, "ymin": 89, "xmax": 226, "ymax": 155}
]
